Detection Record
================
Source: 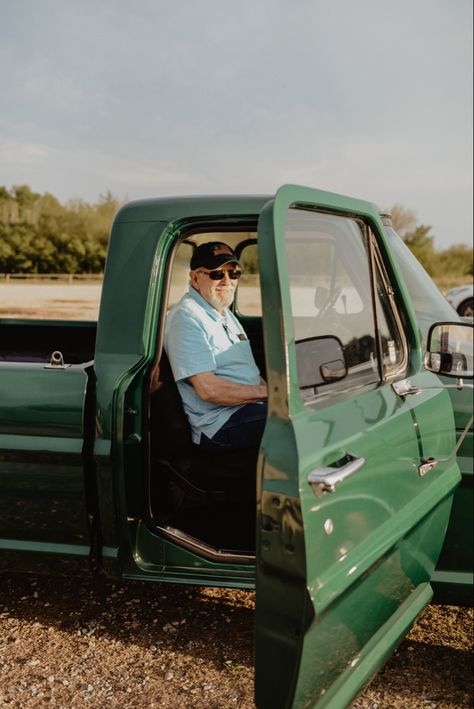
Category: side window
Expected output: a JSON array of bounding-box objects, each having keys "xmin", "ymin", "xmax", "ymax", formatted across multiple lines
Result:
[
  {"xmin": 383, "ymin": 225, "xmax": 459, "ymax": 342},
  {"xmin": 235, "ymin": 243, "xmax": 262, "ymax": 317},
  {"xmin": 284, "ymin": 208, "xmax": 406, "ymax": 401},
  {"xmin": 168, "ymin": 242, "xmax": 193, "ymax": 308}
]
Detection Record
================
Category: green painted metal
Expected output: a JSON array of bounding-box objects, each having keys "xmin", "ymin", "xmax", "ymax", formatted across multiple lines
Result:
[
  {"xmin": 307, "ymin": 583, "xmax": 433, "ymax": 709},
  {"xmin": 0, "ymin": 363, "xmax": 91, "ymax": 557},
  {"xmin": 254, "ymin": 185, "xmax": 460, "ymax": 708},
  {"xmin": 114, "ymin": 194, "xmax": 271, "ymax": 225},
  {"xmin": 433, "ymin": 432, "xmax": 473, "ymax": 605},
  {"xmin": 0, "ymin": 364, "xmax": 87, "ymax": 436},
  {"xmin": 383, "ymin": 223, "xmax": 473, "ymax": 602},
  {"xmin": 121, "ymin": 520, "xmax": 255, "ymax": 589}
]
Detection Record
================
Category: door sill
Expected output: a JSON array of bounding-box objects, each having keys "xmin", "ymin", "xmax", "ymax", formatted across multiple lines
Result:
[{"xmin": 156, "ymin": 524, "xmax": 256, "ymax": 565}]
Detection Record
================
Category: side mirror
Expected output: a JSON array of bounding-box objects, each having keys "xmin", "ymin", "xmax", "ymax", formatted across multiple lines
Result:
[
  {"xmin": 424, "ymin": 322, "xmax": 473, "ymax": 379},
  {"xmin": 296, "ymin": 335, "xmax": 347, "ymax": 389}
]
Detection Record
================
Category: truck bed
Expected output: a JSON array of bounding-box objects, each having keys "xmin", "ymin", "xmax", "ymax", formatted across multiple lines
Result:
[{"xmin": 0, "ymin": 318, "xmax": 97, "ymax": 364}]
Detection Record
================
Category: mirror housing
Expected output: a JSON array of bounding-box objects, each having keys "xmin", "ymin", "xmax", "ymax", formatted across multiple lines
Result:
[
  {"xmin": 424, "ymin": 321, "xmax": 473, "ymax": 379},
  {"xmin": 296, "ymin": 335, "xmax": 347, "ymax": 389}
]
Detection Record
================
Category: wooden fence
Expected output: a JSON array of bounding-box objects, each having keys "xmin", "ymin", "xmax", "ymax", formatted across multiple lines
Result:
[{"xmin": 0, "ymin": 273, "xmax": 103, "ymax": 283}]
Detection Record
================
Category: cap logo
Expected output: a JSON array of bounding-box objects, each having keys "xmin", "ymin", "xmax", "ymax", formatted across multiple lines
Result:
[{"xmin": 212, "ymin": 244, "xmax": 233, "ymax": 255}]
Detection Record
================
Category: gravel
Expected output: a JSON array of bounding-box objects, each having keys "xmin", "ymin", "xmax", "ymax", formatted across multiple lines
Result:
[{"xmin": 0, "ymin": 573, "xmax": 472, "ymax": 708}]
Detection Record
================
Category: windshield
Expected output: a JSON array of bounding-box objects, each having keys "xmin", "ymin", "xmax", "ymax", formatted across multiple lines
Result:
[{"xmin": 383, "ymin": 225, "xmax": 459, "ymax": 342}]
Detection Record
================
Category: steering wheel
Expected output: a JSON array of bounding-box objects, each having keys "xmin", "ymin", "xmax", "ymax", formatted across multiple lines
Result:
[{"xmin": 316, "ymin": 286, "xmax": 342, "ymax": 320}]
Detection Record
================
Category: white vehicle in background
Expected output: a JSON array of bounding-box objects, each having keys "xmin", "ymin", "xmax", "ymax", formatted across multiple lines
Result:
[{"xmin": 445, "ymin": 284, "xmax": 474, "ymax": 318}]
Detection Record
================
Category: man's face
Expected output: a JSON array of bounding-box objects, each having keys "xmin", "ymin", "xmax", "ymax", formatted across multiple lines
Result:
[{"xmin": 190, "ymin": 263, "xmax": 240, "ymax": 313}]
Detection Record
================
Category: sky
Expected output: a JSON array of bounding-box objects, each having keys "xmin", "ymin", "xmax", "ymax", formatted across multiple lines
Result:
[{"xmin": 0, "ymin": 0, "xmax": 472, "ymax": 249}]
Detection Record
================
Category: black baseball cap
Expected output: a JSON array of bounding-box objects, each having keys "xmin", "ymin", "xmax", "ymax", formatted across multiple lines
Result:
[{"xmin": 190, "ymin": 242, "xmax": 241, "ymax": 271}]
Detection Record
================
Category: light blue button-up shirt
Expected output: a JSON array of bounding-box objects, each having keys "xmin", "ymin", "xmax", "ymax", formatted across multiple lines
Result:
[{"xmin": 164, "ymin": 287, "xmax": 261, "ymax": 443}]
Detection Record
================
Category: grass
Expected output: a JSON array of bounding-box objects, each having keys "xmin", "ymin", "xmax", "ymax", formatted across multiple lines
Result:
[{"xmin": 433, "ymin": 275, "xmax": 473, "ymax": 294}]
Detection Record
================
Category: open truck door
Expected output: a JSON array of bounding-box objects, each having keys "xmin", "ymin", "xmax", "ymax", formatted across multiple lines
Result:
[{"xmin": 255, "ymin": 185, "xmax": 460, "ymax": 708}]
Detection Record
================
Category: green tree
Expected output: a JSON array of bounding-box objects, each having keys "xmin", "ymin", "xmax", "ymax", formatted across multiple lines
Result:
[
  {"xmin": 389, "ymin": 203, "xmax": 418, "ymax": 237},
  {"xmin": 0, "ymin": 185, "xmax": 123, "ymax": 274},
  {"xmin": 388, "ymin": 203, "xmax": 439, "ymax": 277},
  {"xmin": 11, "ymin": 185, "xmax": 41, "ymax": 223},
  {"xmin": 402, "ymin": 224, "xmax": 438, "ymax": 274},
  {"xmin": 439, "ymin": 244, "xmax": 473, "ymax": 277}
]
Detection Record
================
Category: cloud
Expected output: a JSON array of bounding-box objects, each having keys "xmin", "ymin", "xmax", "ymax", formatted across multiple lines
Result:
[
  {"xmin": 0, "ymin": 142, "xmax": 49, "ymax": 164},
  {"xmin": 0, "ymin": 0, "xmax": 471, "ymax": 247}
]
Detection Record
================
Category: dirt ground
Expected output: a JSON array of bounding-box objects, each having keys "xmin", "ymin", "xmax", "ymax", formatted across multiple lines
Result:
[
  {"xmin": 0, "ymin": 572, "xmax": 472, "ymax": 709},
  {"xmin": 0, "ymin": 282, "xmax": 102, "ymax": 320},
  {"xmin": 0, "ymin": 281, "xmax": 262, "ymax": 319},
  {"xmin": 1, "ymin": 283, "xmax": 473, "ymax": 707}
]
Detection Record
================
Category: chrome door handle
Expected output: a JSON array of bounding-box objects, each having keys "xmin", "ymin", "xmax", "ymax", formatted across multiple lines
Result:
[{"xmin": 307, "ymin": 453, "xmax": 365, "ymax": 497}]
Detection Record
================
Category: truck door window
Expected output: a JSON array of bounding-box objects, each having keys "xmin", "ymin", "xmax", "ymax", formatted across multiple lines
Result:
[
  {"xmin": 383, "ymin": 224, "xmax": 458, "ymax": 342},
  {"xmin": 284, "ymin": 208, "xmax": 405, "ymax": 401}
]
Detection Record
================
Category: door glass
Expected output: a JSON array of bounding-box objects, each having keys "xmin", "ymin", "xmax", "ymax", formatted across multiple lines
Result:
[
  {"xmin": 284, "ymin": 208, "xmax": 404, "ymax": 401},
  {"xmin": 383, "ymin": 225, "xmax": 459, "ymax": 341}
]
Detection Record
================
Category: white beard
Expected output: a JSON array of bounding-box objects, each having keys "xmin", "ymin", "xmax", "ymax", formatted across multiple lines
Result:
[{"xmin": 209, "ymin": 288, "xmax": 234, "ymax": 311}]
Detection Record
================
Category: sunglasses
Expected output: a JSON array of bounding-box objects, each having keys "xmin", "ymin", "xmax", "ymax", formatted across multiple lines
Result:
[{"xmin": 197, "ymin": 269, "xmax": 242, "ymax": 281}]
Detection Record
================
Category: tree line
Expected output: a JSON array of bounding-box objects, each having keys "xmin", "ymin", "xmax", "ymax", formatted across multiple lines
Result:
[
  {"xmin": 0, "ymin": 185, "xmax": 472, "ymax": 277},
  {"xmin": 0, "ymin": 185, "xmax": 121, "ymax": 273},
  {"xmin": 389, "ymin": 203, "xmax": 472, "ymax": 278}
]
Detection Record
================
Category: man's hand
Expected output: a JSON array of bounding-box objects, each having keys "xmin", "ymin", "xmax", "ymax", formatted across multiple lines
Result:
[{"xmin": 188, "ymin": 371, "xmax": 267, "ymax": 406}]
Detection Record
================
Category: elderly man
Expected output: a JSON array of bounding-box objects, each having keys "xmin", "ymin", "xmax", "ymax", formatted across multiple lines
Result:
[{"xmin": 164, "ymin": 241, "xmax": 267, "ymax": 451}]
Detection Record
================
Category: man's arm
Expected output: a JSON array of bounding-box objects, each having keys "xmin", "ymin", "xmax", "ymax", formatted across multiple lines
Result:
[{"xmin": 188, "ymin": 371, "xmax": 267, "ymax": 406}]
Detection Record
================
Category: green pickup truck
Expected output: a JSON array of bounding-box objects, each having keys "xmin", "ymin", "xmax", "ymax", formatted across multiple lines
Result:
[{"xmin": 1, "ymin": 185, "xmax": 472, "ymax": 708}]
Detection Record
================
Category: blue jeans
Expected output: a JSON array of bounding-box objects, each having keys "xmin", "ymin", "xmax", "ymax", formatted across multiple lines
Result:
[{"xmin": 199, "ymin": 402, "xmax": 268, "ymax": 451}]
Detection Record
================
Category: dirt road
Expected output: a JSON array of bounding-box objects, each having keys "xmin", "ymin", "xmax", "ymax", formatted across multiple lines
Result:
[{"xmin": 0, "ymin": 282, "xmax": 102, "ymax": 319}]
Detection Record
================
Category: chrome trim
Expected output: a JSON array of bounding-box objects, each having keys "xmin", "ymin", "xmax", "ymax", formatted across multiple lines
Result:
[
  {"xmin": 308, "ymin": 454, "xmax": 365, "ymax": 497},
  {"xmin": 392, "ymin": 377, "xmax": 474, "ymax": 398},
  {"xmin": 156, "ymin": 525, "xmax": 255, "ymax": 565},
  {"xmin": 392, "ymin": 378, "xmax": 421, "ymax": 397},
  {"xmin": 418, "ymin": 458, "xmax": 438, "ymax": 477}
]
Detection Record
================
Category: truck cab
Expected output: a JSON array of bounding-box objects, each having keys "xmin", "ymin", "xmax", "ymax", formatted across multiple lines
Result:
[{"xmin": 0, "ymin": 185, "xmax": 472, "ymax": 708}]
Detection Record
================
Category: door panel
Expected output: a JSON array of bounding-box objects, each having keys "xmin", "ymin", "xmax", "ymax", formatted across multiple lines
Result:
[{"xmin": 255, "ymin": 185, "xmax": 459, "ymax": 708}]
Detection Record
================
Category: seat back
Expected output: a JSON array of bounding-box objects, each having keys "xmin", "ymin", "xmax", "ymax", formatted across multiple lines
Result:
[
  {"xmin": 150, "ymin": 351, "xmax": 193, "ymax": 463},
  {"xmin": 150, "ymin": 350, "xmax": 257, "ymax": 500}
]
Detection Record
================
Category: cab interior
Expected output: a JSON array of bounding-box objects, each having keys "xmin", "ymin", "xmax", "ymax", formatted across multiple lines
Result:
[
  {"xmin": 147, "ymin": 214, "xmax": 394, "ymax": 562},
  {"xmin": 148, "ymin": 229, "xmax": 264, "ymax": 562}
]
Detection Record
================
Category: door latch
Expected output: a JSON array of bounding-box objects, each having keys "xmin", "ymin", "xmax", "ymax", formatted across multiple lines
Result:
[
  {"xmin": 418, "ymin": 458, "xmax": 438, "ymax": 477},
  {"xmin": 44, "ymin": 350, "xmax": 71, "ymax": 369}
]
